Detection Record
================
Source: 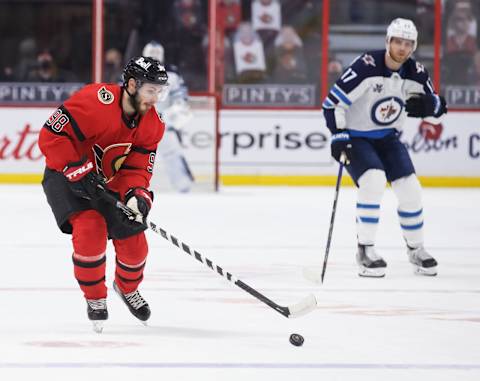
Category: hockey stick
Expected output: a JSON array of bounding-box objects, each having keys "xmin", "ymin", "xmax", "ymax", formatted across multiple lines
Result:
[
  {"xmin": 303, "ymin": 159, "xmax": 345, "ymax": 284},
  {"xmin": 100, "ymin": 190, "xmax": 317, "ymax": 318}
]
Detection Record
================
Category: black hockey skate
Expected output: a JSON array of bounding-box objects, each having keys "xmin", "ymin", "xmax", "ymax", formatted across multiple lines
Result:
[
  {"xmin": 113, "ymin": 281, "xmax": 151, "ymax": 323},
  {"xmin": 356, "ymin": 244, "xmax": 387, "ymax": 278},
  {"xmin": 86, "ymin": 298, "xmax": 108, "ymax": 333},
  {"xmin": 407, "ymin": 246, "xmax": 437, "ymax": 276}
]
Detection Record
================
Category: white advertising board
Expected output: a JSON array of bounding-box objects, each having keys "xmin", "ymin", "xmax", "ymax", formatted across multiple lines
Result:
[
  {"xmin": 0, "ymin": 107, "xmax": 49, "ymax": 173},
  {"xmin": 0, "ymin": 107, "xmax": 479, "ymax": 183},
  {"xmin": 219, "ymin": 110, "xmax": 480, "ymax": 178}
]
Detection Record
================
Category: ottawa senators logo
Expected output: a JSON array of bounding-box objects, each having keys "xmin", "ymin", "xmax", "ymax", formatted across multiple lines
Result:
[
  {"xmin": 92, "ymin": 143, "xmax": 132, "ymax": 182},
  {"xmin": 97, "ymin": 86, "xmax": 114, "ymax": 104}
]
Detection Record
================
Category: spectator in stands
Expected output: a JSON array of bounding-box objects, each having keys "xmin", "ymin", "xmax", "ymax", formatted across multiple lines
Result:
[
  {"xmin": 272, "ymin": 26, "xmax": 307, "ymax": 83},
  {"xmin": 251, "ymin": 0, "xmax": 281, "ymax": 49},
  {"xmin": 232, "ymin": 22, "xmax": 267, "ymax": 83},
  {"xmin": 446, "ymin": 2, "xmax": 477, "ymax": 55},
  {"xmin": 103, "ymin": 48, "xmax": 123, "ymax": 83},
  {"xmin": 27, "ymin": 51, "xmax": 77, "ymax": 82},
  {"xmin": 0, "ymin": 65, "xmax": 14, "ymax": 81},
  {"xmin": 416, "ymin": 0, "xmax": 435, "ymax": 44},
  {"xmin": 444, "ymin": 1, "xmax": 478, "ymax": 84},
  {"xmin": 327, "ymin": 57, "xmax": 343, "ymax": 89},
  {"xmin": 15, "ymin": 37, "xmax": 37, "ymax": 81},
  {"xmin": 172, "ymin": 0, "xmax": 207, "ymax": 91},
  {"xmin": 202, "ymin": 33, "xmax": 235, "ymax": 87},
  {"xmin": 218, "ymin": 0, "xmax": 242, "ymax": 36},
  {"xmin": 469, "ymin": 50, "xmax": 480, "ymax": 84}
]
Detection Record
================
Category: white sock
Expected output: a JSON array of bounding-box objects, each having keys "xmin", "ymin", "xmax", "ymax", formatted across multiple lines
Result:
[
  {"xmin": 356, "ymin": 169, "xmax": 387, "ymax": 245},
  {"xmin": 391, "ymin": 174, "xmax": 424, "ymax": 248}
]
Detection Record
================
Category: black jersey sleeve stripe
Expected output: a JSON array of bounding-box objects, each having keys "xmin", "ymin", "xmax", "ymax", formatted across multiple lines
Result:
[
  {"xmin": 60, "ymin": 105, "xmax": 86, "ymax": 142},
  {"xmin": 119, "ymin": 164, "xmax": 143, "ymax": 171},
  {"xmin": 131, "ymin": 146, "xmax": 155, "ymax": 154}
]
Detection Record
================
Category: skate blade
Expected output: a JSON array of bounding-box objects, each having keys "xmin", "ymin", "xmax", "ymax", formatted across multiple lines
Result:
[
  {"xmin": 358, "ymin": 266, "xmax": 385, "ymax": 278},
  {"xmin": 92, "ymin": 321, "xmax": 104, "ymax": 334},
  {"xmin": 413, "ymin": 265, "xmax": 437, "ymax": 276}
]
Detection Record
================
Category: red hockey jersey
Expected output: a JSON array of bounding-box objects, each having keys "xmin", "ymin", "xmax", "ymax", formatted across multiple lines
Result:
[{"xmin": 39, "ymin": 83, "xmax": 165, "ymax": 198}]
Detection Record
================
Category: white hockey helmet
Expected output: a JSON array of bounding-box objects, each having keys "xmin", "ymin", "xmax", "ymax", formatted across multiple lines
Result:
[
  {"xmin": 386, "ymin": 18, "xmax": 418, "ymax": 52},
  {"xmin": 142, "ymin": 41, "xmax": 165, "ymax": 64}
]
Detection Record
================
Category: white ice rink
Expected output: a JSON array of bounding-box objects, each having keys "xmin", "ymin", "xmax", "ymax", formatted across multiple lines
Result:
[{"xmin": 1, "ymin": 184, "xmax": 479, "ymax": 381}]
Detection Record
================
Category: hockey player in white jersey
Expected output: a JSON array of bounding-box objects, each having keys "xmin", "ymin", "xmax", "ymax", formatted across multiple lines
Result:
[
  {"xmin": 143, "ymin": 41, "xmax": 194, "ymax": 192},
  {"xmin": 323, "ymin": 18, "xmax": 447, "ymax": 277}
]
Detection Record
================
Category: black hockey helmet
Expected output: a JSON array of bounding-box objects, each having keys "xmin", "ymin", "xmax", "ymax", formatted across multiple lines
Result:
[{"xmin": 122, "ymin": 56, "xmax": 168, "ymax": 87}]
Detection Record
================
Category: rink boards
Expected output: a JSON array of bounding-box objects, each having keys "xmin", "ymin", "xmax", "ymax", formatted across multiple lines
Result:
[{"xmin": 0, "ymin": 106, "xmax": 479, "ymax": 187}]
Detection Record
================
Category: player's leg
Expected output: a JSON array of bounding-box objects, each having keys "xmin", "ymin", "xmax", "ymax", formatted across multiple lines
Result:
[
  {"xmin": 382, "ymin": 134, "xmax": 437, "ymax": 276},
  {"xmin": 157, "ymin": 126, "xmax": 194, "ymax": 192},
  {"xmin": 346, "ymin": 138, "xmax": 388, "ymax": 277},
  {"xmin": 42, "ymin": 168, "xmax": 109, "ymax": 332},
  {"xmin": 70, "ymin": 210, "xmax": 109, "ymax": 329},
  {"xmin": 112, "ymin": 232, "xmax": 151, "ymax": 322}
]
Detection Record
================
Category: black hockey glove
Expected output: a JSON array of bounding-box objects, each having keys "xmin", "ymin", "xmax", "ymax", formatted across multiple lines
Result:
[
  {"xmin": 405, "ymin": 94, "xmax": 447, "ymax": 118},
  {"xmin": 63, "ymin": 157, "xmax": 106, "ymax": 200},
  {"xmin": 124, "ymin": 187, "xmax": 154, "ymax": 225},
  {"xmin": 330, "ymin": 131, "xmax": 352, "ymax": 164}
]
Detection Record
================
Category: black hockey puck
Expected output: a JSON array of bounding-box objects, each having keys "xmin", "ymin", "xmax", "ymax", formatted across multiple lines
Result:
[{"xmin": 289, "ymin": 333, "xmax": 304, "ymax": 346}]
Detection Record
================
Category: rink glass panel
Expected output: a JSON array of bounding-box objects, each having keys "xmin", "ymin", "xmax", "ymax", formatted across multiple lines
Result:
[
  {"xmin": 217, "ymin": 0, "xmax": 324, "ymax": 108},
  {"xmin": 103, "ymin": 0, "xmax": 209, "ymax": 92},
  {"xmin": 328, "ymin": 1, "xmax": 434, "ymax": 92},
  {"xmin": 441, "ymin": 0, "xmax": 480, "ymax": 109},
  {"xmin": 0, "ymin": 0, "xmax": 92, "ymax": 83}
]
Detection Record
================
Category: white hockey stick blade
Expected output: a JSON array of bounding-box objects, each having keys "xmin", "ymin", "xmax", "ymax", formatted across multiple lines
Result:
[
  {"xmin": 288, "ymin": 293, "xmax": 318, "ymax": 318},
  {"xmin": 302, "ymin": 267, "xmax": 323, "ymax": 284}
]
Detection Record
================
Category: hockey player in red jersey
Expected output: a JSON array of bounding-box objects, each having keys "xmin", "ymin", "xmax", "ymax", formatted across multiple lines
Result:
[{"xmin": 39, "ymin": 56, "xmax": 169, "ymax": 333}]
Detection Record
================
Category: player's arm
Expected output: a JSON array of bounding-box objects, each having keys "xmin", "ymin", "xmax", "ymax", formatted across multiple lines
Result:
[
  {"xmin": 39, "ymin": 93, "xmax": 100, "ymax": 171},
  {"xmin": 322, "ymin": 55, "xmax": 372, "ymax": 134},
  {"xmin": 113, "ymin": 144, "xmax": 158, "ymax": 195},
  {"xmin": 111, "ymin": 143, "xmax": 158, "ymax": 225},
  {"xmin": 39, "ymin": 105, "xmax": 85, "ymax": 171},
  {"xmin": 405, "ymin": 66, "xmax": 447, "ymax": 119},
  {"xmin": 322, "ymin": 55, "xmax": 373, "ymax": 164},
  {"xmin": 39, "ymin": 104, "xmax": 104, "ymax": 200}
]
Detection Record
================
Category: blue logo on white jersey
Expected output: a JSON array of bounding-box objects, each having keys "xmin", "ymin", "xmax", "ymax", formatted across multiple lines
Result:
[{"xmin": 370, "ymin": 97, "xmax": 404, "ymax": 126}]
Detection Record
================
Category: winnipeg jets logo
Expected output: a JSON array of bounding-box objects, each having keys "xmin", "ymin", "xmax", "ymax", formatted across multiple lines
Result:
[
  {"xmin": 373, "ymin": 84, "xmax": 383, "ymax": 93},
  {"xmin": 362, "ymin": 54, "xmax": 376, "ymax": 67},
  {"xmin": 92, "ymin": 143, "xmax": 132, "ymax": 182},
  {"xmin": 380, "ymin": 104, "xmax": 398, "ymax": 119},
  {"xmin": 370, "ymin": 97, "xmax": 404, "ymax": 126},
  {"xmin": 97, "ymin": 86, "xmax": 114, "ymax": 104}
]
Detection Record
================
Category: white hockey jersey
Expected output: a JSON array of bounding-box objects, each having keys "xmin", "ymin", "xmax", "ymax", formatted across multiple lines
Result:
[
  {"xmin": 155, "ymin": 64, "xmax": 192, "ymax": 128},
  {"xmin": 323, "ymin": 50, "xmax": 440, "ymax": 138}
]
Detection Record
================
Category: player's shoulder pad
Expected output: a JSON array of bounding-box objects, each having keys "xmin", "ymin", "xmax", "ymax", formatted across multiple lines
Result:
[
  {"xmin": 349, "ymin": 50, "xmax": 386, "ymax": 78},
  {"xmin": 67, "ymin": 83, "xmax": 120, "ymax": 108},
  {"xmin": 335, "ymin": 50, "xmax": 384, "ymax": 94},
  {"xmin": 139, "ymin": 108, "xmax": 165, "ymax": 144},
  {"xmin": 401, "ymin": 57, "xmax": 430, "ymax": 85}
]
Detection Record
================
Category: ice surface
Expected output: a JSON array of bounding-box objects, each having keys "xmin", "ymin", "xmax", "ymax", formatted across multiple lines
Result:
[{"xmin": 1, "ymin": 184, "xmax": 479, "ymax": 380}]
